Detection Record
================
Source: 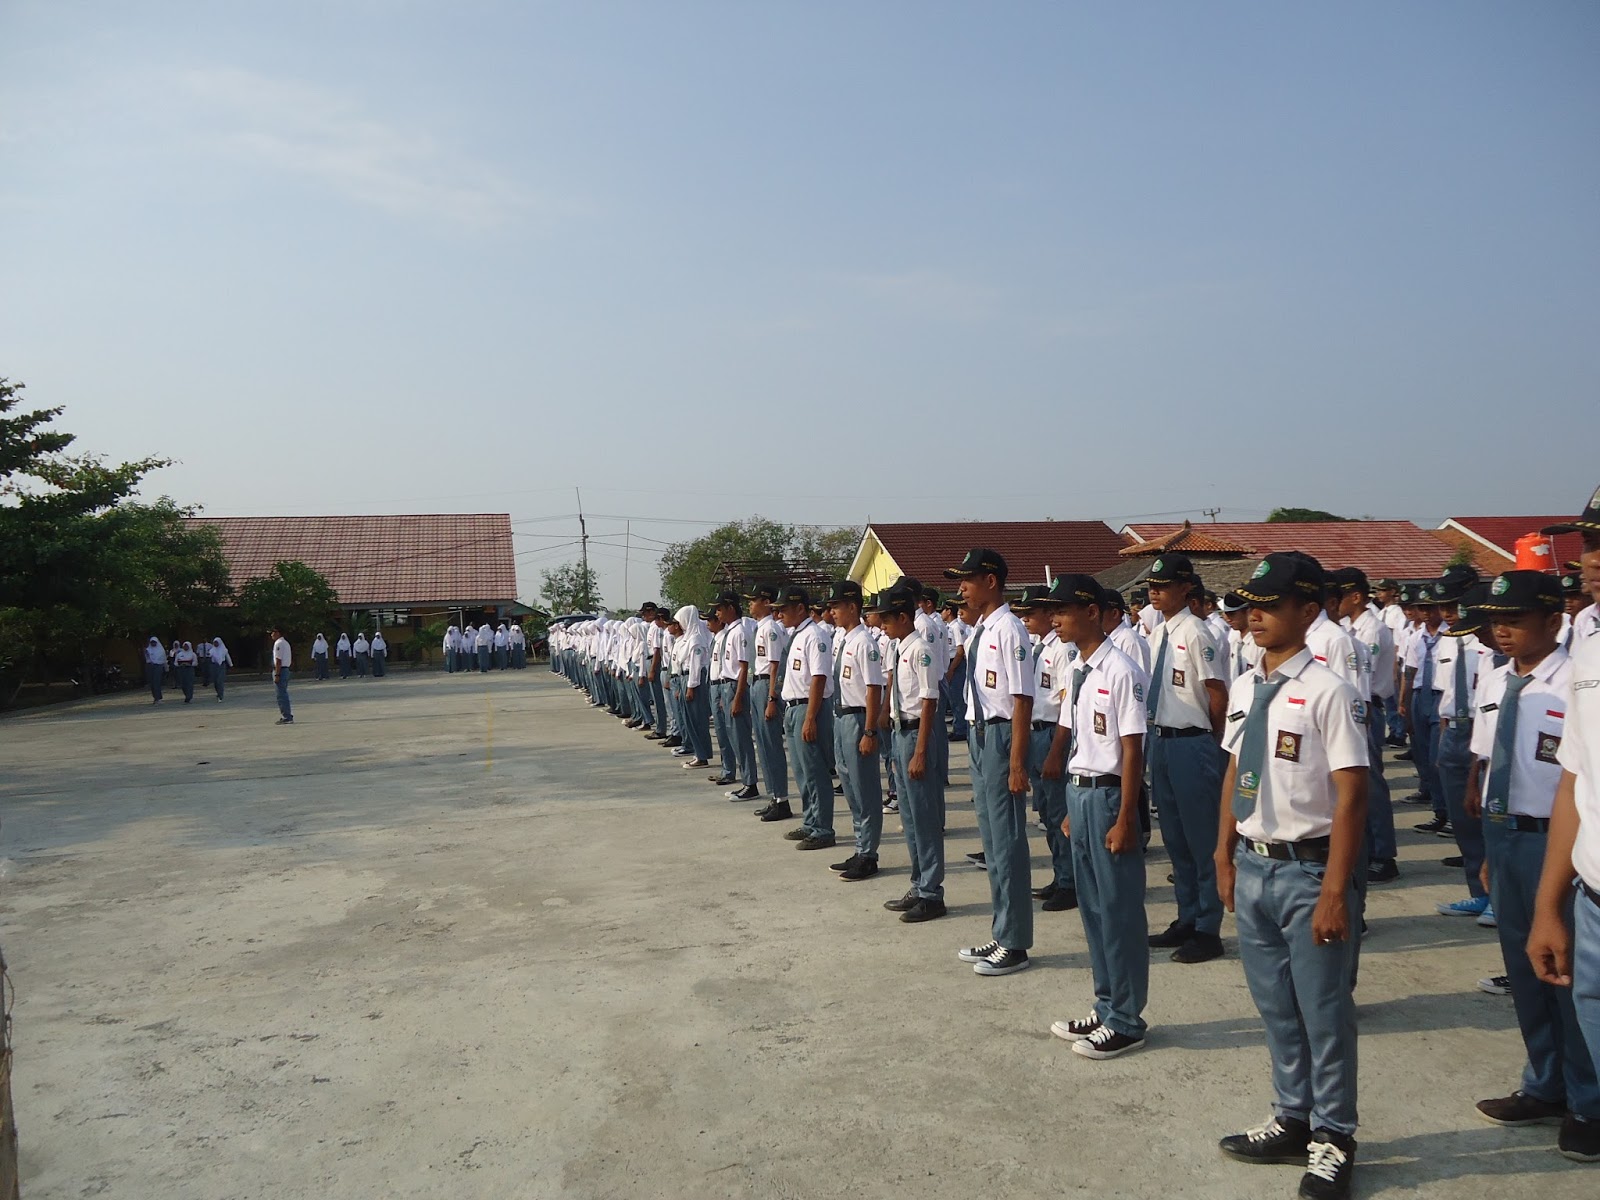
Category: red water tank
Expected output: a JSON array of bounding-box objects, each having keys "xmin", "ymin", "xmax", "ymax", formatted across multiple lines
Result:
[{"xmin": 1514, "ymin": 533, "xmax": 1557, "ymax": 572}]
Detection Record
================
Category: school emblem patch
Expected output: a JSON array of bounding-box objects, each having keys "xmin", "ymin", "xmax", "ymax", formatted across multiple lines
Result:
[
  {"xmin": 1172, "ymin": 668, "xmax": 1186, "ymax": 688},
  {"xmin": 1013, "ymin": 645, "xmax": 1028, "ymax": 662},
  {"xmin": 1491, "ymin": 576, "xmax": 1509, "ymax": 596},
  {"xmin": 1203, "ymin": 646, "xmax": 1215, "ymax": 662},
  {"xmin": 1155, "ymin": 559, "xmax": 1166, "ymax": 574},
  {"xmin": 1274, "ymin": 731, "xmax": 1303, "ymax": 762},
  {"xmin": 919, "ymin": 653, "xmax": 932, "ymax": 667},
  {"xmin": 1133, "ymin": 683, "xmax": 1144, "ymax": 702},
  {"xmin": 1536, "ymin": 733, "xmax": 1562, "ymax": 764},
  {"xmin": 1352, "ymin": 699, "xmax": 1367, "ymax": 724},
  {"xmin": 984, "ymin": 669, "xmax": 997, "ymax": 689},
  {"xmin": 868, "ymin": 649, "xmax": 879, "ymax": 662},
  {"xmin": 1092, "ymin": 711, "xmax": 1107, "ymax": 736},
  {"xmin": 1252, "ymin": 561, "xmax": 1270, "ymax": 580},
  {"xmin": 1346, "ymin": 653, "xmax": 1359, "ymax": 672}
]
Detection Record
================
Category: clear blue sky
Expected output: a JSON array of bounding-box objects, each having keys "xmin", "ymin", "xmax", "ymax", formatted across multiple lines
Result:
[{"xmin": 3, "ymin": 1, "xmax": 1596, "ymax": 608}]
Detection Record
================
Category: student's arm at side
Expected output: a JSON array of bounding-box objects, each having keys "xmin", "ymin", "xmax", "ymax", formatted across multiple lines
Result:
[
  {"xmin": 1107, "ymin": 734, "xmax": 1144, "ymax": 855},
  {"xmin": 1313, "ymin": 766, "xmax": 1369, "ymax": 945},
  {"xmin": 1528, "ymin": 770, "xmax": 1580, "ymax": 987},
  {"xmin": 1215, "ymin": 756, "xmax": 1239, "ymax": 911},
  {"xmin": 1205, "ymin": 678, "xmax": 1227, "ymax": 739}
]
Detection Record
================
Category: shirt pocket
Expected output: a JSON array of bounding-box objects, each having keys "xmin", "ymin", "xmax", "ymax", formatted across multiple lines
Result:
[
  {"xmin": 1270, "ymin": 720, "xmax": 1313, "ymax": 771},
  {"xmin": 1534, "ymin": 714, "xmax": 1565, "ymax": 767}
]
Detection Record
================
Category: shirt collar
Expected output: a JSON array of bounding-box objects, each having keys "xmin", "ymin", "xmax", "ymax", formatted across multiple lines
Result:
[
  {"xmin": 1255, "ymin": 646, "xmax": 1315, "ymax": 682},
  {"xmin": 1085, "ymin": 638, "xmax": 1117, "ymax": 670},
  {"xmin": 1524, "ymin": 646, "xmax": 1570, "ymax": 683}
]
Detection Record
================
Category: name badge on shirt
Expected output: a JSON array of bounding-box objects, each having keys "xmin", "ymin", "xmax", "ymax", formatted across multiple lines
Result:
[
  {"xmin": 1171, "ymin": 668, "xmax": 1186, "ymax": 688},
  {"xmin": 1092, "ymin": 711, "xmax": 1107, "ymax": 736},
  {"xmin": 842, "ymin": 665, "xmax": 852, "ymax": 680},
  {"xmin": 1041, "ymin": 672, "xmax": 1052, "ymax": 689},
  {"xmin": 792, "ymin": 657, "xmax": 802, "ymax": 671},
  {"xmin": 1536, "ymin": 733, "xmax": 1562, "ymax": 764},
  {"xmin": 984, "ymin": 669, "xmax": 997, "ymax": 689},
  {"xmin": 1275, "ymin": 731, "xmax": 1302, "ymax": 762}
]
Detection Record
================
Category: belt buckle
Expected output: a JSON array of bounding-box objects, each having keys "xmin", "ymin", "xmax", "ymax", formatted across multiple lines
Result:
[{"xmin": 1248, "ymin": 839, "xmax": 1272, "ymax": 857}]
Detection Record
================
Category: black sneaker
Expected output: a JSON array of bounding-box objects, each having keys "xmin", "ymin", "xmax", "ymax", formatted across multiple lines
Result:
[
  {"xmin": 1298, "ymin": 1130, "xmax": 1355, "ymax": 1200},
  {"xmin": 1172, "ymin": 932, "xmax": 1225, "ymax": 964},
  {"xmin": 728, "ymin": 784, "xmax": 760, "ymax": 801},
  {"xmin": 1366, "ymin": 859, "xmax": 1400, "ymax": 883},
  {"xmin": 1071, "ymin": 1025, "xmax": 1144, "ymax": 1059},
  {"xmin": 840, "ymin": 857, "xmax": 879, "ymax": 882},
  {"xmin": 783, "ymin": 828, "xmax": 810, "ymax": 841},
  {"xmin": 1413, "ymin": 815, "xmax": 1448, "ymax": 833},
  {"xmin": 830, "ymin": 854, "xmax": 863, "ymax": 874},
  {"xmin": 1476, "ymin": 1091, "xmax": 1566, "ymax": 1126},
  {"xmin": 965, "ymin": 851, "xmax": 987, "ymax": 869},
  {"xmin": 1559, "ymin": 1114, "xmax": 1600, "ymax": 1163},
  {"xmin": 1148, "ymin": 920, "xmax": 1195, "ymax": 949},
  {"xmin": 1433, "ymin": 821, "xmax": 1456, "ymax": 839},
  {"xmin": 832, "ymin": 782, "xmax": 844, "ymax": 795},
  {"xmin": 973, "ymin": 946, "xmax": 1030, "ymax": 976},
  {"xmin": 661, "ymin": 736, "xmax": 682, "ymax": 747},
  {"xmin": 759, "ymin": 801, "xmax": 795, "ymax": 822},
  {"xmin": 1219, "ymin": 1115, "xmax": 1312, "ymax": 1164},
  {"xmin": 1032, "ymin": 883, "xmax": 1060, "ymax": 900},
  {"xmin": 957, "ymin": 939, "xmax": 1001, "ymax": 963},
  {"xmin": 884, "ymin": 889, "xmax": 919, "ymax": 912},
  {"xmin": 1441, "ymin": 854, "xmax": 1465, "ymax": 867},
  {"xmin": 882, "ymin": 797, "xmax": 899, "ymax": 814},
  {"xmin": 1397, "ymin": 748, "xmax": 1415, "ymax": 761},
  {"xmin": 796, "ymin": 835, "xmax": 836, "ymax": 851},
  {"xmin": 708, "ymin": 774, "xmax": 735, "ymax": 786},
  {"xmin": 1041, "ymin": 888, "xmax": 1079, "ymax": 912},
  {"xmin": 275, "ymin": 716, "xmax": 293, "ymax": 725},
  {"xmin": 900, "ymin": 897, "xmax": 947, "ymax": 923},
  {"xmin": 1476, "ymin": 974, "xmax": 1511, "ymax": 996},
  {"xmin": 1049, "ymin": 1012, "xmax": 1102, "ymax": 1043}
]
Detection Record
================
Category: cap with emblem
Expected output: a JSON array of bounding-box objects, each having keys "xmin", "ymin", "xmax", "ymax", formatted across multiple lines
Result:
[
  {"xmin": 1330, "ymin": 567, "xmax": 1370, "ymax": 595},
  {"xmin": 825, "ymin": 579, "xmax": 864, "ymax": 606},
  {"xmin": 1560, "ymin": 571, "xmax": 1585, "ymax": 596},
  {"xmin": 920, "ymin": 585, "xmax": 942, "ymax": 606},
  {"xmin": 1373, "ymin": 577, "xmax": 1400, "ymax": 592},
  {"xmin": 1236, "ymin": 552, "xmax": 1327, "ymax": 605},
  {"xmin": 869, "ymin": 583, "xmax": 918, "ymax": 617},
  {"xmin": 1541, "ymin": 482, "xmax": 1600, "ymax": 536},
  {"xmin": 1443, "ymin": 584, "xmax": 1491, "ymax": 637},
  {"xmin": 1143, "ymin": 553, "xmax": 1198, "ymax": 585},
  {"xmin": 1432, "ymin": 564, "xmax": 1480, "ymax": 605},
  {"xmin": 1413, "ymin": 583, "xmax": 1440, "ymax": 606},
  {"xmin": 712, "ymin": 590, "xmax": 743, "ymax": 611},
  {"xmin": 1044, "ymin": 573, "xmax": 1103, "ymax": 607},
  {"xmin": 743, "ymin": 582, "xmax": 779, "ymax": 603},
  {"xmin": 1102, "ymin": 588, "xmax": 1127, "ymax": 612},
  {"xmin": 1130, "ymin": 588, "xmax": 1149, "ymax": 605},
  {"xmin": 638, "ymin": 601, "xmax": 659, "ymax": 615},
  {"xmin": 773, "ymin": 584, "xmax": 811, "ymax": 609},
  {"xmin": 1011, "ymin": 583, "xmax": 1058, "ymax": 611},
  {"xmin": 1218, "ymin": 592, "xmax": 1248, "ymax": 614},
  {"xmin": 1480, "ymin": 570, "xmax": 1563, "ymax": 614},
  {"xmin": 938, "ymin": 597, "xmax": 959, "ymax": 614},
  {"xmin": 943, "ymin": 549, "xmax": 1008, "ymax": 582}
]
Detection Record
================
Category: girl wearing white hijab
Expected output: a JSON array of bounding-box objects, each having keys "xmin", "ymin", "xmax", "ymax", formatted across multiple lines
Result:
[
  {"xmin": 174, "ymin": 641, "xmax": 198, "ymax": 703},
  {"xmin": 475, "ymin": 622, "xmax": 493, "ymax": 674},
  {"xmin": 336, "ymin": 632, "xmax": 353, "ymax": 678},
  {"xmin": 353, "ymin": 631, "xmax": 371, "ymax": 677},
  {"xmin": 443, "ymin": 625, "xmax": 458, "ymax": 673},
  {"xmin": 167, "ymin": 639, "xmax": 182, "ymax": 687},
  {"xmin": 371, "ymin": 631, "xmax": 388, "ymax": 677},
  {"xmin": 143, "ymin": 636, "xmax": 166, "ymax": 703},
  {"xmin": 510, "ymin": 623, "xmax": 526, "ymax": 669},
  {"xmin": 312, "ymin": 632, "xmax": 331, "ymax": 681},
  {"xmin": 674, "ymin": 605, "xmax": 714, "ymax": 767},
  {"xmin": 462, "ymin": 624, "xmax": 477, "ymax": 672},
  {"xmin": 494, "ymin": 623, "xmax": 510, "ymax": 670},
  {"xmin": 211, "ymin": 637, "xmax": 232, "ymax": 701}
]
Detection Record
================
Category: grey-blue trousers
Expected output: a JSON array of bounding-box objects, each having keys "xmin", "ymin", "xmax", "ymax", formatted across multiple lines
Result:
[
  {"xmin": 1028, "ymin": 726, "xmax": 1074, "ymax": 890},
  {"xmin": 835, "ymin": 710, "xmax": 882, "ymax": 858},
  {"xmin": 968, "ymin": 721, "xmax": 1032, "ymax": 951},
  {"xmin": 751, "ymin": 675, "xmax": 788, "ymax": 800},
  {"xmin": 1070, "ymin": 782, "xmax": 1148, "ymax": 1037},
  {"xmin": 1365, "ymin": 711, "xmax": 1396, "ymax": 861},
  {"xmin": 893, "ymin": 725, "xmax": 944, "ymax": 899},
  {"xmin": 712, "ymin": 681, "xmax": 736, "ymax": 778},
  {"xmin": 683, "ymin": 680, "xmax": 713, "ymax": 763},
  {"xmin": 1233, "ymin": 845, "xmax": 1359, "ymax": 1137},
  {"xmin": 728, "ymin": 682, "xmax": 758, "ymax": 788},
  {"xmin": 212, "ymin": 663, "xmax": 227, "ymax": 700},
  {"xmin": 1574, "ymin": 889, "xmax": 1600, "ymax": 1088},
  {"xmin": 1437, "ymin": 720, "xmax": 1486, "ymax": 898},
  {"xmin": 1149, "ymin": 730, "xmax": 1224, "ymax": 935},
  {"xmin": 785, "ymin": 702, "xmax": 834, "ymax": 839}
]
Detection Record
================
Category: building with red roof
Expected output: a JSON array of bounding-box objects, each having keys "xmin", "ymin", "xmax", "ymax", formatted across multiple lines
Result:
[
  {"xmin": 1120, "ymin": 520, "xmax": 1456, "ymax": 582},
  {"xmin": 1434, "ymin": 517, "xmax": 1582, "ymax": 574},
  {"xmin": 849, "ymin": 521, "xmax": 1126, "ymax": 595}
]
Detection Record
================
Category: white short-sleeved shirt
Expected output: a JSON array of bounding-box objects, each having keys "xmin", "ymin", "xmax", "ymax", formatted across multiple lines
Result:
[
  {"xmin": 833, "ymin": 623, "xmax": 884, "ymax": 708},
  {"xmin": 754, "ymin": 614, "xmax": 788, "ymax": 679},
  {"xmin": 272, "ymin": 637, "xmax": 293, "ymax": 668},
  {"xmin": 1108, "ymin": 618, "xmax": 1151, "ymax": 677},
  {"xmin": 1557, "ymin": 632, "xmax": 1600, "ymax": 888},
  {"xmin": 723, "ymin": 617, "xmax": 754, "ymax": 682},
  {"xmin": 944, "ymin": 617, "xmax": 971, "ymax": 662},
  {"xmin": 914, "ymin": 610, "xmax": 949, "ymax": 676},
  {"xmin": 684, "ymin": 631, "xmax": 711, "ymax": 687},
  {"xmin": 781, "ymin": 620, "xmax": 835, "ymax": 703},
  {"xmin": 1575, "ymin": 603, "xmax": 1599, "ymax": 642},
  {"xmin": 1470, "ymin": 649, "xmax": 1572, "ymax": 819},
  {"xmin": 963, "ymin": 603, "xmax": 1035, "ymax": 722},
  {"xmin": 1206, "ymin": 612, "xmax": 1232, "ymax": 654},
  {"xmin": 1223, "ymin": 648, "xmax": 1368, "ymax": 843},
  {"xmin": 1349, "ymin": 608, "xmax": 1396, "ymax": 700},
  {"xmin": 1146, "ymin": 609, "xmax": 1223, "ymax": 730},
  {"xmin": 1057, "ymin": 639, "xmax": 1147, "ymax": 776},
  {"xmin": 1031, "ymin": 632, "xmax": 1073, "ymax": 725},
  {"xmin": 1436, "ymin": 634, "xmax": 1488, "ymax": 720},
  {"xmin": 1405, "ymin": 626, "xmax": 1448, "ymax": 690},
  {"xmin": 1226, "ymin": 628, "xmax": 1262, "ymax": 681},
  {"xmin": 1306, "ymin": 612, "xmax": 1363, "ymax": 697},
  {"xmin": 890, "ymin": 631, "xmax": 941, "ymax": 723}
]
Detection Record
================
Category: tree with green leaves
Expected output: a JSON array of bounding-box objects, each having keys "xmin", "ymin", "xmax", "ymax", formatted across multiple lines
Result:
[
  {"xmin": 657, "ymin": 518, "xmax": 862, "ymax": 609},
  {"xmin": 236, "ymin": 561, "xmax": 340, "ymax": 643},
  {"xmin": 540, "ymin": 561, "xmax": 601, "ymax": 614},
  {"xmin": 1266, "ymin": 507, "xmax": 1351, "ymax": 523}
]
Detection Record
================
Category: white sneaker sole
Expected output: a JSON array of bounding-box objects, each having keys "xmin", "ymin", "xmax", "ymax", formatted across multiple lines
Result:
[
  {"xmin": 1050, "ymin": 1021, "xmax": 1099, "ymax": 1043},
  {"xmin": 1072, "ymin": 1036, "xmax": 1143, "ymax": 1059},
  {"xmin": 973, "ymin": 958, "xmax": 1030, "ymax": 977}
]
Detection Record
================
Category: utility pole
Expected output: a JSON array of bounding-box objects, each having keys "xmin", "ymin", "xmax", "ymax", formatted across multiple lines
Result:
[
  {"xmin": 576, "ymin": 487, "xmax": 591, "ymax": 610},
  {"xmin": 624, "ymin": 520, "xmax": 630, "ymax": 609},
  {"xmin": 1203, "ymin": 507, "xmax": 1221, "ymax": 523}
]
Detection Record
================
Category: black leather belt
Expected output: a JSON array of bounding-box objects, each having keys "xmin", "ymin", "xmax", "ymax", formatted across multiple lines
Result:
[
  {"xmin": 982, "ymin": 716, "xmax": 1009, "ymax": 727},
  {"xmin": 786, "ymin": 697, "xmax": 809, "ymax": 708},
  {"xmin": 894, "ymin": 719, "xmax": 921, "ymax": 732},
  {"xmin": 836, "ymin": 706, "xmax": 866, "ymax": 715},
  {"xmin": 1486, "ymin": 814, "xmax": 1550, "ymax": 832},
  {"xmin": 1443, "ymin": 716, "xmax": 1472, "ymax": 727},
  {"xmin": 1069, "ymin": 773, "xmax": 1120, "ymax": 789},
  {"xmin": 1240, "ymin": 835, "xmax": 1332, "ymax": 864},
  {"xmin": 1154, "ymin": 725, "xmax": 1210, "ymax": 738},
  {"xmin": 1581, "ymin": 878, "xmax": 1600, "ymax": 909},
  {"xmin": 1031, "ymin": 720, "xmax": 1054, "ymax": 731}
]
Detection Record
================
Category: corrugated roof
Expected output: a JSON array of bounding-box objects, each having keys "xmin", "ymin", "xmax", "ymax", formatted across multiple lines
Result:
[
  {"xmin": 1122, "ymin": 520, "xmax": 1454, "ymax": 579},
  {"xmin": 868, "ymin": 521, "xmax": 1126, "ymax": 587},
  {"xmin": 1439, "ymin": 518, "xmax": 1583, "ymax": 571},
  {"xmin": 1117, "ymin": 521, "xmax": 1254, "ymax": 557},
  {"xmin": 186, "ymin": 514, "xmax": 518, "ymax": 606}
]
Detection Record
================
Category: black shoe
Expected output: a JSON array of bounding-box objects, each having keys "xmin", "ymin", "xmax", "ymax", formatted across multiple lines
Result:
[
  {"xmin": 708, "ymin": 774, "xmax": 735, "ymax": 786},
  {"xmin": 1433, "ymin": 821, "xmax": 1456, "ymax": 838},
  {"xmin": 759, "ymin": 801, "xmax": 795, "ymax": 822},
  {"xmin": 1071, "ymin": 1025, "xmax": 1145, "ymax": 1059},
  {"xmin": 1559, "ymin": 1114, "xmax": 1600, "ymax": 1163},
  {"xmin": 1397, "ymin": 748, "xmax": 1414, "ymax": 761},
  {"xmin": 644, "ymin": 732, "xmax": 664, "ymax": 740},
  {"xmin": 1400, "ymin": 792, "xmax": 1431, "ymax": 806},
  {"xmin": 783, "ymin": 828, "xmax": 810, "ymax": 841},
  {"xmin": 1032, "ymin": 883, "xmax": 1059, "ymax": 900},
  {"xmin": 1476, "ymin": 1091, "xmax": 1566, "ymax": 1126},
  {"xmin": 1041, "ymin": 888, "xmax": 1079, "ymax": 912},
  {"xmin": 661, "ymin": 736, "xmax": 682, "ymax": 748},
  {"xmin": 1366, "ymin": 859, "xmax": 1400, "ymax": 883},
  {"xmin": 1148, "ymin": 920, "xmax": 1195, "ymax": 949},
  {"xmin": 832, "ymin": 782, "xmax": 844, "ymax": 795},
  {"xmin": 965, "ymin": 851, "xmax": 987, "ymax": 868},
  {"xmin": 973, "ymin": 946, "xmax": 1030, "ymax": 976},
  {"xmin": 830, "ymin": 854, "xmax": 863, "ymax": 874},
  {"xmin": 728, "ymin": 784, "xmax": 760, "ymax": 801},
  {"xmin": 1441, "ymin": 855, "xmax": 1465, "ymax": 868},
  {"xmin": 1298, "ymin": 1131, "xmax": 1355, "ymax": 1200},
  {"xmin": 840, "ymin": 857, "xmax": 879, "ymax": 882},
  {"xmin": 884, "ymin": 889, "xmax": 919, "ymax": 912},
  {"xmin": 900, "ymin": 897, "xmax": 947, "ymax": 923},
  {"xmin": 1219, "ymin": 1115, "xmax": 1313, "ymax": 1164},
  {"xmin": 796, "ymin": 835, "xmax": 837, "ymax": 850},
  {"xmin": 1414, "ymin": 815, "xmax": 1448, "ymax": 833},
  {"xmin": 1172, "ymin": 932, "xmax": 1224, "ymax": 963}
]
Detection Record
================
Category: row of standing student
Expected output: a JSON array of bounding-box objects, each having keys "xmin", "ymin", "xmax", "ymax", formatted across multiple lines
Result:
[
  {"xmin": 440, "ymin": 623, "xmax": 530, "ymax": 673},
  {"xmin": 549, "ymin": 485, "xmax": 1600, "ymax": 1200},
  {"xmin": 142, "ymin": 636, "xmax": 233, "ymax": 703}
]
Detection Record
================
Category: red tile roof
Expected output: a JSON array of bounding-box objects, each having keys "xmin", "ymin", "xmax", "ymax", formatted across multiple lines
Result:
[
  {"xmin": 1123, "ymin": 521, "xmax": 1454, "ymax": 579},
  {"xmin": 186, "ymin": 514, "xmax": 518, "ymax": 606},
  {"xmin": 1439, "ymin": 518, "xmax": 1584, "ymax": 572},
  {"xmin": 869, "ymin": 521, "xmax": 1126, "ymax": 586},
  {"xmin": 1117, "ymin": 521, "xmax": 1254, "ymax": 557}
]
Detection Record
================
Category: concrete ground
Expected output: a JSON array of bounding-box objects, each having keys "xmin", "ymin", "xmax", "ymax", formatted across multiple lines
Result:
[{"xmin": 0, "ymin": 668, "xmax": 1593, "ymax": 1199}]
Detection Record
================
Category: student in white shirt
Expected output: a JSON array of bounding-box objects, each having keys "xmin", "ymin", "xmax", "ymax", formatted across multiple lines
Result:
[
  {"xmin": 371, "ymin": 631, "xmax": 388, "ymax": 677},
  {"xmin": 311, "ymin": 633, "xmax": 330, "ymax": 681},
  {"xmin": 1015, "ymin": 585, "xmax": 1077, "ymax": 914},
  {"xmin": 336, "ymin": 632, "xmax": 353, "ymax": 679},
  {"xmin": 271, "ymin": 626, "xmax": 294, "ymax": 724},
  {"xmin": 673, "ymin": 605, "xmax": 713, "ymax": 768},
  {"xmin": 352, "ymin": 632, "xmax": 370, "ymax": 677},
  {"xmin": 1374, "ymin": 579, "xmax": 1411, "ymax": 745},
  {"xmin": 745, "ymin": 585, "xmax": 792, "ymax": 821},
  {"xmin": 825, "ymin": 580, "xmax": 886, "ymax": 879},
  {"xmin": 774, "ymin": 586, "xmax": 836, "ymax": 847},
  {"xmin": 1333, "ymin": 570, "xmax": 1400, "ymax": 884},
  {"xmin": 714, "ymin": 592, "xmax": 761, "ymax": 802},
  {"xmin": 174, "ymin": 641, "xmax": 198, "ymax": 703},
  {"xmin": 210, "ymin": 637, "xmax": 232, "ymax": 701},
  {"xmin": 143, "ymin": 636, "xmax": 167, "ymax": 703},
  {"xmin": 940, "ymin": 597, "xmax": 972, "ymax": 742}
]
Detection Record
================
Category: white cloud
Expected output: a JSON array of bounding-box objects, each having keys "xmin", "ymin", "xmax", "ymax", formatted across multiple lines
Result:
[{"xmin": 182, "ymin": 67, "xmax": 532, "ymax": 229}]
